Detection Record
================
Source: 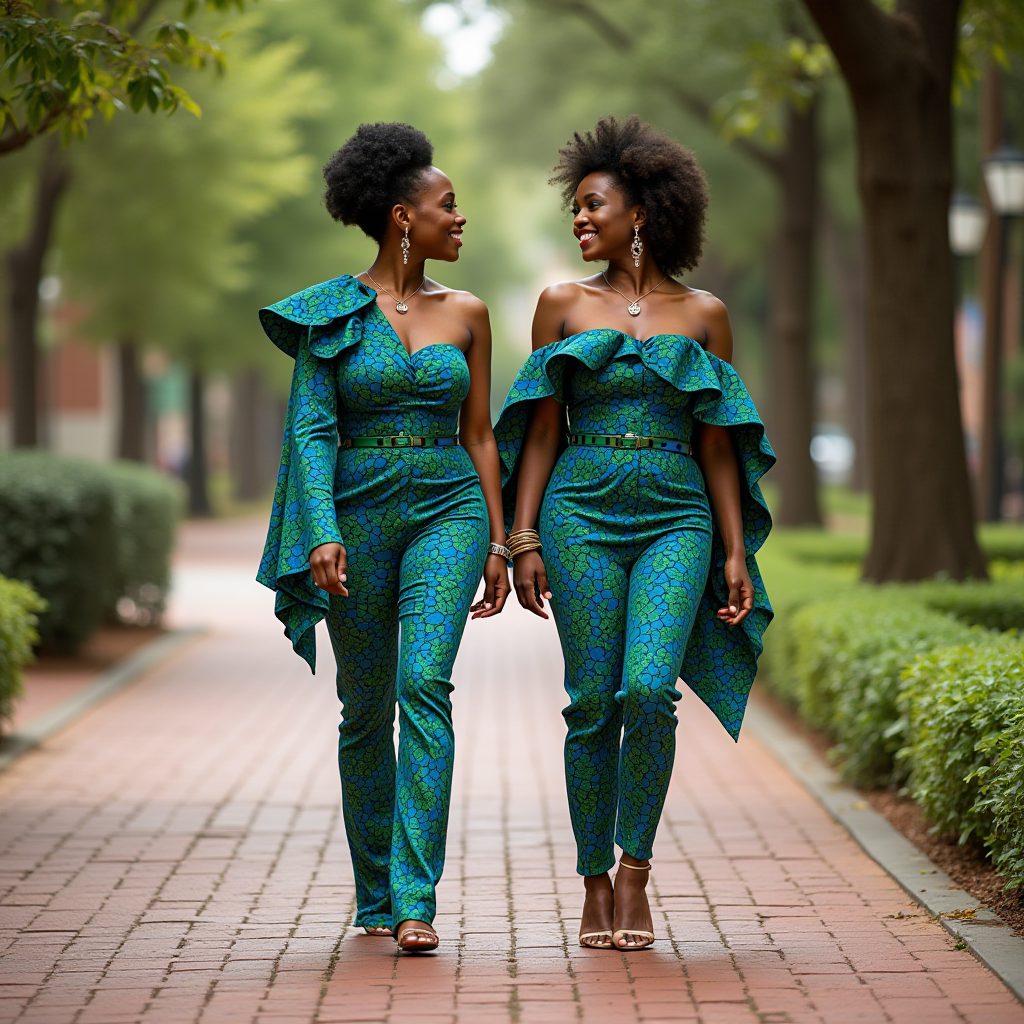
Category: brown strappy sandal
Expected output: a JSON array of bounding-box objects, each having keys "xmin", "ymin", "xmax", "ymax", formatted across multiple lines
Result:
[
  {"xmin": 612, "ymin": 859, "xmax": 655, "ymax": 950},
  {"xmin": 395, "ymin": 919, "xmax": 439, "ymax": 953},
  {"xmin": 363, "ymin": 925, "xmax": 392, "ymax": 937}
]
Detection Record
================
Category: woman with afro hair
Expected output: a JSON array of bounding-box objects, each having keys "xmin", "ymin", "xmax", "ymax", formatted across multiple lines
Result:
[
  {"xmin": 495, "ymin": 116, "xmax": 775, "ymax": 950},
  {"xmin": 257, "ymin": 123, "xmax": 510, "ymax": 953}
]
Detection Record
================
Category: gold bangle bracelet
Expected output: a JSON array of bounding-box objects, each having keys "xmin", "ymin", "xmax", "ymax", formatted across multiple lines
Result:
[{"xmin": 507, "ymin": 529, "xmax": 542, "ymax": 558}]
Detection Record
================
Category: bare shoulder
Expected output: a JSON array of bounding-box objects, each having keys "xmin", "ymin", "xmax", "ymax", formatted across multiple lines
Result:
[
  {"xmin": 683, "ymin": 286, "xmax": 729, "ymax": 322},
  {"xmin": 431, "ymin": 283, "xmax": 489, "ymax": 323},
  {"xmin": 536, "ymin": 279, "xmax": 587, "ymax": 315},
  {"xmin": 683, "ymin": 287, "xmax": 733, "ymax": 360}
]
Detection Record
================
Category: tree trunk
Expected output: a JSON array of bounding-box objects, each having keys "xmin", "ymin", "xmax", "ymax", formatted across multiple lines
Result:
[
  {"xmin": 803, "ymin": 0, "xmax": 986, "ymax": 580},
  {"xmin": 768, "ymin": 99, "xmax": 823, "ymax": 526},
  {"xmin": 977, "ymin": 66, "xmax": 1004, "ymax": 521},
  {"xmin": 5, "ymin": 137, "xmax": 70, "ymax": 448},
  {"xmin": 116, "ymin": 339, "xmax": 147, "ymax": 461},
  {"xmin": 187, "ymin": 368, "xmax": 211, "ymax": 517},
  {"xmin": 821, "ymin": 206, "xmax": 869, "ymax": 491},
  {"xmin": 230, "ymin": 368, "xmax": 274, "ymax": 501}
]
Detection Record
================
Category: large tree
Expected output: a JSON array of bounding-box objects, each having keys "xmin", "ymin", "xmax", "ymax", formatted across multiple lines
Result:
[
  {"xmin": 800, "ymin": 0, "xmax": 1023, "ymax": 579},
  {"xmin": 57, "ymin": 15, "xmax": 318, "ymax": 507},
  {"xmin": 1, "ymin": 0, "xmax": 247, "ymax": 447}
]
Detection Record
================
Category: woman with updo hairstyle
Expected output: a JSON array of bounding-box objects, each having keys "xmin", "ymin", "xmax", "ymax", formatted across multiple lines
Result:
[
  {"xmin": 257, "ymin": 123, "xmax": 510, "ymax": 953},
  {"xmin": 495, "ymin": 116, "xmax": 775, "ymax": 950}
]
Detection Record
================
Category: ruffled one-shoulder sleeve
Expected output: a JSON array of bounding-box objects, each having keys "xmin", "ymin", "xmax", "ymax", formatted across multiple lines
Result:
[
  {"xmin": 256, "ymin": 276, "xmax": 375, "ymax": 670},
  {"xmin": 493, "ymin": 330, "xmax": 776, "ymax": 740}
]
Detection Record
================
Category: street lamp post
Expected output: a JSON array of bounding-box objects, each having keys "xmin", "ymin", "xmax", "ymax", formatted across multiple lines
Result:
[
  {"xmin": 949, "ymin": 191, "xmax": 988, "ymax": 261},
  {"xmin": 980, "ymin": 143, "xmax": 1024, "ymax": 521}
]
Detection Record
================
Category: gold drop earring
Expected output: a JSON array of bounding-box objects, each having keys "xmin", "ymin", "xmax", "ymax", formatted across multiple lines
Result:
[
  {"xmin": 402, "ymin": 226, "xmax": 411, "ymax": 266},
  {"xmin": 631, "ymin": 225, "xmax": 643, "ymax": 268}
]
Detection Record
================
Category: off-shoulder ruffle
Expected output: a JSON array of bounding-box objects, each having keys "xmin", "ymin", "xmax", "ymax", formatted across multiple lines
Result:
[
  {"xmin": 259, "ymin": 274, "xmax": 377, "ymax": 359},
  {"xmin": 493, "ymin": 329, "xmax": 776, "ymax": 740},
  {"xmin": 257, "ymin": 275, "xmax": 378, "ymax": 670}
]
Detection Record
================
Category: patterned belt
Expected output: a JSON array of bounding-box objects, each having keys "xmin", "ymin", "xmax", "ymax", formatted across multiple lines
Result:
[
  {"xmin": 569, "ymin": 432, "xmax": 692, "ymax": 455},
  {"xmin": 339, "ymin": 433, "xmax": 460, "ymax": 449}
]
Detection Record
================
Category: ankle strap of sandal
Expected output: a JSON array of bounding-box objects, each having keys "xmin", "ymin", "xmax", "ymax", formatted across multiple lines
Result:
[{"xmin": 618, "ymin": 859, "xmax": 651, "ymax": 870}]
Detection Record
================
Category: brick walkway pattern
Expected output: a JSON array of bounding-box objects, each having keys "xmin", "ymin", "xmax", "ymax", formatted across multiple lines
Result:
[{"xmin": 0, "ymin": 520, "xmax": 1022, "ymax": 1024}]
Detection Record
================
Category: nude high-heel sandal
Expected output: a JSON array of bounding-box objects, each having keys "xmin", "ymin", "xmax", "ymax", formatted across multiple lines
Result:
[{"xmin": 612, "ymin": 860, "xmax": 655, "ymax": 950}]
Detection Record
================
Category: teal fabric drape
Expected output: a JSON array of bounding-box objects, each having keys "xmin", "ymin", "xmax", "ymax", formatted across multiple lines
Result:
[{"xmin": 256, "ymin": 275, "xmax": 377, "ymax": 670}]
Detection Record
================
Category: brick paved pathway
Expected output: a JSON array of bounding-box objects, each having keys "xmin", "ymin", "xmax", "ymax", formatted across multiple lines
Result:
[{"xmin": 0, "ymin": 520, "xmax": 1021, "ymax": 1024}]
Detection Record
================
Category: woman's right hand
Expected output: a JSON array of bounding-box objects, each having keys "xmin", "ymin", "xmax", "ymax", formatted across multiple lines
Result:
[
  {"xmin": 310, "ymin": 543, "xmax": 349, "ymax": 596},
  {"xmin": 513, "ymin": 549, "xmax": 552, "ymax": 619}
]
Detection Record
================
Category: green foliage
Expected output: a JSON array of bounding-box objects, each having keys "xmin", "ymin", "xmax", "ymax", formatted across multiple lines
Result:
[
  {"xmin": 901, "ymin": 638, "xmax": 1024, "ymax": 888},
  {"xmin": 59, "ymin": 12, "xmax": 321, "ymax": 372},
  {"xmin": 0, "ymin": 573, "xmax": 46, "ymax": 729},
  {"xmin": 786, "ymin": 593, "xmax": 982, "ymax": 787},
  {"xmin": 956, "ymin": 0, "xmax": 1024, "ymax": 101},
  {"xmin": 916, "ymin": 580, "xmax": 1024, "ymax": 632},
  {"xmin": 0, "ymin": 0, "xmax": 245, "ymax": 156},
  {"xmin": 714, "ymin": 37, "xmax": 834, "ymax": 142},
  {"xmin": 0, "ymin": 453, "xmax": 179, "ymax": 652},
  {"xmin": 103, "ymin": 461, "xmax": 182, "ymax": 624},
  {"xmin": 0, "ymin": 452, "xmax": 117, "ymax": 652},
  {"xmin": 759, "ymin": 528, "xmax": 1024, "ymax": 886}
]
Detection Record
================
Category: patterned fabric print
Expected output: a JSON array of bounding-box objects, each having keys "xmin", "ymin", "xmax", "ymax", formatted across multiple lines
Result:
[
  {"xmin": 257, "ymin": 275, "xmax": 489, "ymax": 927},
  {"xmin": 494, "ymin": 330, "xmax": 776, "ymax": 739},
  {"xmin": 493, "ymin": 330, "xmax": 775, "ymax": 875},
  {"xmin": 329, "ymin": 461, "xmax": 486, "ymax": 927},
  {"xmin": 543, "ymin": 504, "xmax": 712, "ymax": 875}
]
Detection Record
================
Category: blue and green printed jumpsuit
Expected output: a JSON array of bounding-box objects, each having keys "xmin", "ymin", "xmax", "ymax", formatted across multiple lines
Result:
[
  {"xmin": 494, "ymin": 330, "xmax": 775, "ymax": 877},
  {"xmin": 257, "ymin": 275, "xmax": 489, "ymax": 929}
]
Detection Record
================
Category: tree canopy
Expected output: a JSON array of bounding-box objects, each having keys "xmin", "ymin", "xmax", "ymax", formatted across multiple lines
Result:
[{"xmin": 0, "ymin": 0, "xmax": 246, "ymax": 156}]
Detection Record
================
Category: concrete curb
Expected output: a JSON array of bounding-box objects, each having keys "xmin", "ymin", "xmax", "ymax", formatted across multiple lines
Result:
[
  {"xmin": 744, "ymin": 696, "xmax": 1024, "ymax": 1005},
  {"xmin": 0, "ymin": 627, "xmax": 203, "ymax": 772}
]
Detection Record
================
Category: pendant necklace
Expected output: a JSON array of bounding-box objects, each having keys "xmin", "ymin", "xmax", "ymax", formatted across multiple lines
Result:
[
  {"xmin": 365, "ymin": 271, "xmax": 425, "ymax": 314},
  {"xmin": 602, "ymin": 269, "xmax": 667, "ymax": 316}
]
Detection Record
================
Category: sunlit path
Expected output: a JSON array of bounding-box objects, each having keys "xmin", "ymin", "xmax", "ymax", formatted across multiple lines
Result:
[{"xmin": 0, "ymin": 519, "xmax": 1020, "ymax": 1024}]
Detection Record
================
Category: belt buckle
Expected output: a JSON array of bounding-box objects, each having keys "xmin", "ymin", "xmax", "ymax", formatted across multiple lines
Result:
[
  {"xmin": 391, "ymin": 432, "xmax": 413, "ymax": 448},
  {"xmin": 621, "ymin": 432, "xmax": 642, "ymax": 450}
]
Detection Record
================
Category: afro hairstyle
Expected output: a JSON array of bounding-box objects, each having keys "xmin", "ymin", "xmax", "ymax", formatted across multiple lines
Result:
[
  {"xmin": 550, "ymin": 115, "xmax": 708, "ymax": 276},
  {"xmin": 323, "ymin": 122, "xmax": 434, "ymax": 242}
]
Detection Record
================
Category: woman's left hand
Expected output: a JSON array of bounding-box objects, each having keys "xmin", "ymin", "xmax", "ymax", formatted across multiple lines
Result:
[
  {"xmin": 717, "ymin": 553, "xmax": 754, "ymax": 626},
  {"xmin": 471, "ymin": 553, "xmax": 512, "ymax": 618}
]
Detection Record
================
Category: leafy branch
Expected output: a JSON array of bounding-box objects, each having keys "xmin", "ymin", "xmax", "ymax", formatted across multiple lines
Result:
[{"xmin": 0, "ymin": 0, "xmax": 243, "ymax": 156}]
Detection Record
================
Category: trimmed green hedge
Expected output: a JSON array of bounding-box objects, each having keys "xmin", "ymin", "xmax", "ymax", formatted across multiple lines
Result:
[
  {"xmin": 0, "ymin": 574, "xmax": 46, "ymax": 730},
  {"xmin": 0, "ymin": 453, "xmax": 180, "ymax": 653},
  {"xmin": 103, "ymin": 461, "xmax": 180, "ymax": 625},
  {"xmin": 902, "ymin": 639, "xmax": 1024, "ymax": 888},
  {"xmin": 759, "ymin": 528, "xmax": 1024, "ymax": 888}
]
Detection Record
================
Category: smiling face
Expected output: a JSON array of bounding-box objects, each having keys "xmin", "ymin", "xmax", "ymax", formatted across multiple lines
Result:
[
  {"xmin": 394, "ymin": 166, "xmax": 466, "ymax": 263},
  {"xmin": 572, "ymin": 171, "xmax": 644, "ymax": 264}
]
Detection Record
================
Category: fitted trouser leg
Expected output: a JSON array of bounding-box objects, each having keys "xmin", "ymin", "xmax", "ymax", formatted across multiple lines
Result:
[
  {"xmin": 616, "ymin": 528, "xmax": 712, "ymax": 860},
  {"xmin": 544, "ymin": 532, "xmax": 630, "ymax": 877},
  {"xmin": 390, "ymin": 516, "xmax": 487, "ymax": 925},
  {"xmin": 328, "ymin": 549, "xmax": 401, "ymax": 929}
]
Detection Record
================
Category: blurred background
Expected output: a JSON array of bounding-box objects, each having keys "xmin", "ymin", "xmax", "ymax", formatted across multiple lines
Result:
[{"xmin": 1, "ymin": 0, "xmax": 1021, "ymax": 525}]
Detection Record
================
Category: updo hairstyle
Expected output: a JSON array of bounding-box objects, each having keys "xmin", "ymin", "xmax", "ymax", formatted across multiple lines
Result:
[
  {"xmin": 323, "ymin": 122, "xmax": 434, "ymax": 242},
  {"xmin": 550, "ymin": 115, "xmax": 708, "ymax": 276}
]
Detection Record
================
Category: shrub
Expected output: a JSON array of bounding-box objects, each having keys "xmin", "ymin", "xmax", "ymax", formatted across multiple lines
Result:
[
  {"xmin": 915, "ymin": 579, "xmax": 1024, "ymax": 632},
  {"xmin": 786, "ymin": 592, "xmax": 982, "ymax": 788},
  {"xmin": 901, "ymin": 638, "xmax": 1024, "ymax": 889},
  {"xmin": 0, "ymin": 574, "xmax": 46, "ymax": 731},
  {"xmin": 0, "ymin": 453, "xmax": 180, "ymax": 652},
  {"xmin": 103, "ymin": 461, "xmax": 181, "ymax": 624},
  {"xmin": 0, "ymin": 453, "xmax": 118, "ymax": 652}
]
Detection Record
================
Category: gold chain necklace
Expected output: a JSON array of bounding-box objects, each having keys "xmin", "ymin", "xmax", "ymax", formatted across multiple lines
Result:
[
  {"xmin": 365, "ymin": 271, "xmax": 425, "ymax": 315},
  {"xmin": 602, "ymin": 269, "xmax": 667, "ymax": 316}
]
